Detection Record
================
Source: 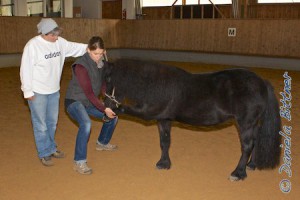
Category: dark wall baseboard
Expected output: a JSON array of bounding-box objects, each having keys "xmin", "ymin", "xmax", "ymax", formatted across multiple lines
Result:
[{"xmin": 1, "ymin": 49, "xmax": 299, "ymax": 71}]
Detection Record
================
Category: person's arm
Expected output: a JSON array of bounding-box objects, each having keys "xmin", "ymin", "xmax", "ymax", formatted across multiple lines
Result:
[
  {"xmin": 101, "ymin": 81, "xmax": 106, "ymax": 96},
  {"xmin": 58, "ymin": 37, "xmax": 87, "ymax": 57},
  {"xmin": 75, "ymin": 65, "xmax": 116, "ymax": 119},
  {"xmin": 20, "ymin": 43, "xmax": 35, "ymax": 99},
  {"xmin": 74, "ymin": 64, "xmax": 105, "ymax": 112}
]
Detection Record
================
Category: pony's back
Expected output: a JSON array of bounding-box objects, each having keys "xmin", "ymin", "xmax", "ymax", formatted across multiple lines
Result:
[
  {"xmin": 111, "ymin": 59, "xmax": 191, "ymax": 102},
  {"xmin": 107, "ymin": 59, "xmax": 192, "ymax": 119}
]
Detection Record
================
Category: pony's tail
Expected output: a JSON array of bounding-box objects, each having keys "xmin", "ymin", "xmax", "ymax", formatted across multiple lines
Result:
[{"xmin": 255, "ymin": 80, "xmax": 282, "ymax": 169}]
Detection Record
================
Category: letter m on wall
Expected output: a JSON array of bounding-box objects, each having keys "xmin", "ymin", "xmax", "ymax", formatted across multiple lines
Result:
[{"xmin": 228, "ymin": 28, "xmax": 236, "ymax": 37}]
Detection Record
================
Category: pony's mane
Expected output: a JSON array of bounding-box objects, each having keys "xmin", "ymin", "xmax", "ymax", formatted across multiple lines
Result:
[
  {"xmin": 114, "ymin": 59, "xmax": 190, "ymax": 75},
  {"xmin": 109, "ymin": 59, "xmax": 191, "ymax": 103}
]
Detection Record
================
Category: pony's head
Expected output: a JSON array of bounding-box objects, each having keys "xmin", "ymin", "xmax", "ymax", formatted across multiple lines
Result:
[{"xmin": 102, "ymin": 62, "xmax": 123, "ymax": 113}]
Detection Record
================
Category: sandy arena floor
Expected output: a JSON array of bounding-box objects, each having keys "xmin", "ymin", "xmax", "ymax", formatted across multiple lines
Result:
[{"xmin": 0, "ymin": 61, "xmax": 299, "ymax": 200}]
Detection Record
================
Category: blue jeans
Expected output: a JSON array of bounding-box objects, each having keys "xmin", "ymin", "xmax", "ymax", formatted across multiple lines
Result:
[
  {"xmin": 28, "ymin": 91, "xmax": 60, "ymax": 158},
  {"xmin": 66, "ymin": 101, "xmax": 118, "ymax": 162}
]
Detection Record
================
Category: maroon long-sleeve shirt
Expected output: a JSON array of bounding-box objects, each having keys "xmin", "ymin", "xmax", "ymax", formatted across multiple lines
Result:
[{"xmin": 74, "ymin": 64, "xmax": 106, "ymax": 112}]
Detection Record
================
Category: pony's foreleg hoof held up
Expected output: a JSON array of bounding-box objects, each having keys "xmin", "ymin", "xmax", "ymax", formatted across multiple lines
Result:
[
  {"xmin": 156, "ymin": 159, "xmax": 171, "ymax": 170},
  {"xmin": 229, "ymin": 170, "xmax": 247, "ymax": 181}
]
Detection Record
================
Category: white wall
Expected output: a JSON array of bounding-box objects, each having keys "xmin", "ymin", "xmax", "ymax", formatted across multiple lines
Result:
[
  {"xmin": 14, "ymin": 0, "xmax": 27, "ymax": 16},
  {"xmin": 64, "ymin": 0, "xmax": 73, "ymax": 18},
  {"xmin": 122, "ymin": 0, "xmax": 135, "ymax": 19},
  {"xmin": 73, "ymin": 0, "xmax": 102, "ymax": 19},
  {"xmin": 13, "ymin": 0, "xmax": 136, "ymax": 19},
  {"xmin": 73, "ymin": 0, "xmax": 137, "ymax": 19}
]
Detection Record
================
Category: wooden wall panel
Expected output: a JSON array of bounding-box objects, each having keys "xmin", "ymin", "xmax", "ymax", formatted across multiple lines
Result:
[
  {"xmin": 102, "ymin": 0, "xmax": 122, "ymax": 19},
  {"xmin": 0, "ymin": 17, "xmax": 120, "ymax": 54},
  {"xmin": 248, "ymin": 4, "xmax": 300, "ymax": 19},
  {"xmin": 58, "ymin": 18, "xmax": 119, "ymax": 47},
  {"xmin": 0, "ymin": 17, "xmax": 300, "ymax": 58},
  {"xmin": 143, "ymin": 7, "xmax": 172, "ymax": 20},
  {"xmin": 218, "ymin": 5, "xmax": 232, "ymax": 18},
  {"xmin": 0, "ymin": 17, "xmax": 39, "ymax": 53},
  {"xmin": 116, "ymin": 19, "xmax": 300, "ymax": 58}
]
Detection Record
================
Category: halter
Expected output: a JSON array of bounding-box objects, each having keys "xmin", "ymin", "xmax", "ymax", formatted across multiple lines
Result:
[{"xmin": 105, "ymin": 87, "xmax": 121, "ymax": 108}]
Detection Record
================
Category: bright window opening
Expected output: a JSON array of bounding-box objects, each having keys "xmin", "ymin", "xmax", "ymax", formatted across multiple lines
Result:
[
  {"xmin": 258, "ymin": 0, "xmax": 300, "ymax": 2},
  {"xmin": 142, "ymin": 0, "xmax": 231, "ymax": 7},
  {"xmin": 142, "ymin": 0, "xmax": 300, "ymax": 7},
  {"xmin": 0, "ymin": 0, "xmax": 14, "ymax": 16}
]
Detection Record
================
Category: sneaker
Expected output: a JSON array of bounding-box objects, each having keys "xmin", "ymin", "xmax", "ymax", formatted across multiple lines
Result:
[
  {"xmin": 51, "ymin": 150, "xmax": 65, "ymax": 158},
  {"xmin": 73, "ymin": 162, "xmax": 92, "ymax": 175},
  {"xmin": 41, "ymin": 156, "xmax": 54, "ymax": 166},
  {"xmin": 96, "ymin": 143, "xmax": 118, "ymax": 151}
]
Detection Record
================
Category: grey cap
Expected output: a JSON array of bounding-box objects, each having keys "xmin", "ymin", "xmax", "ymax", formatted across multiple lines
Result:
[{"xmin": 37, "ymin": 18, "xmax": 61, "ymax": 35}]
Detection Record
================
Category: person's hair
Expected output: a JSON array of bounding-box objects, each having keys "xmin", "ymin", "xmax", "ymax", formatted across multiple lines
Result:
[
  {"xmin": 88, "ymin": 36, "xmax": 105, "ymax": 51},
  {"xmin": 46, "ymin": 27, "xmax": 62, "ymax": 36}
]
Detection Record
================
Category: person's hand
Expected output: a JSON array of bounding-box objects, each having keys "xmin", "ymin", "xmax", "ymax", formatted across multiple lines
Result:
[
  {"xmin": 104, "ymin": 107, "xmax": 116, "ymax": 119},
  {"xmin": 26, "ymin": 96, "xmax": 35, "ymax": 101}
]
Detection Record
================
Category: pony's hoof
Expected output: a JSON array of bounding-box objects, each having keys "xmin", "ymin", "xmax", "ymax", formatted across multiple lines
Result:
[
  {"xmin": 228, "ymin": 175, "xmax": 241, "ymax": 182},
  {"xmin": 156, "ymin": 161, "xmax": 171, "ymax": 170},
  {"xmin": 230, "ymin": 170, "xmax": 247, "ymax": 181},
  {"xmin": 156, "ymin": 164, "xmax": 171, "ymax": 170},
  {"xmin": 228, "ymin": 173, "xmax": 247, "ymax": 181},
  {"xmin": 156, "ymin": 165, "xmax": 169, "ymax": 170}
]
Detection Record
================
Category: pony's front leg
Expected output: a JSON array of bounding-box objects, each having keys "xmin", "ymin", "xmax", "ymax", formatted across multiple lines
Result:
[{"xmin": 156, "ymin": 120, "xmax": 172, "ymax": 169}]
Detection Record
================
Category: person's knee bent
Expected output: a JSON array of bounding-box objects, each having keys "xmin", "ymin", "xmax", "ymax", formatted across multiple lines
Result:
[{"xmin": 79, "ymin": 119, "xmax": 92, "ymax": 135}]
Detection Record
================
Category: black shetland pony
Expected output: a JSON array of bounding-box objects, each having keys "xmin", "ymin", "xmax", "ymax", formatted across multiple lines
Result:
[{"xmin": 102, "ymin": 59, "xmax": 281, "ymax": 181}]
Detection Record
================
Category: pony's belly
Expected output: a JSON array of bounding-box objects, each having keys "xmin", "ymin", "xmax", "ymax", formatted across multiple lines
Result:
[{"xmin": 176, "ymin": 113, "xmax": 232, "ymax": 126}]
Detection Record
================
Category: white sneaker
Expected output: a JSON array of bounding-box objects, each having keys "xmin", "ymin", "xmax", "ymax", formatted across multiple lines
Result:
[
  {"xmin": 73, "ymin": 162, "xmax": 92, "ymax": 175},
  {"xmin": 96, "ymin": 143, "xmax": 118, "ymax": 151}
]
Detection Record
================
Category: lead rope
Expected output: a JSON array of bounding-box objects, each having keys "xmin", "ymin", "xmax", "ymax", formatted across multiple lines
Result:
[
  {"xmin": 104, "ymin": 52, "xmax": 108, "ymax": 62},
  {"xmin": 111, "ymin": 87, "xmax": 115, "ymax": 97},
  {"xmin": 105, "ymin": 87, "xmax": 121, "ymax": 108}
]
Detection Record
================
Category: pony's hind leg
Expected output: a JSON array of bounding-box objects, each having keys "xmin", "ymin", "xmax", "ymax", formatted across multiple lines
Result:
[
  {"xmin": 230, "ymin": 125, "xmax": 257, "ymax": 181},
  {"xmin": 246, "ymin": 145, "xmax": 256, "ymax": 171},
  {"xmin": 246, "ymin": 125, "xmax": 259, "ymax": 171},
  {"xmin": 156, "ymin": 120, "xmax": 172, "ymax": 169}
]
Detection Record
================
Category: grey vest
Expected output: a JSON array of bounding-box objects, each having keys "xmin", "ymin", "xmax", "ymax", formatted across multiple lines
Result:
[{"xmin": 65, "ymin": 53, "xmax": 103, "ymax": 107}]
